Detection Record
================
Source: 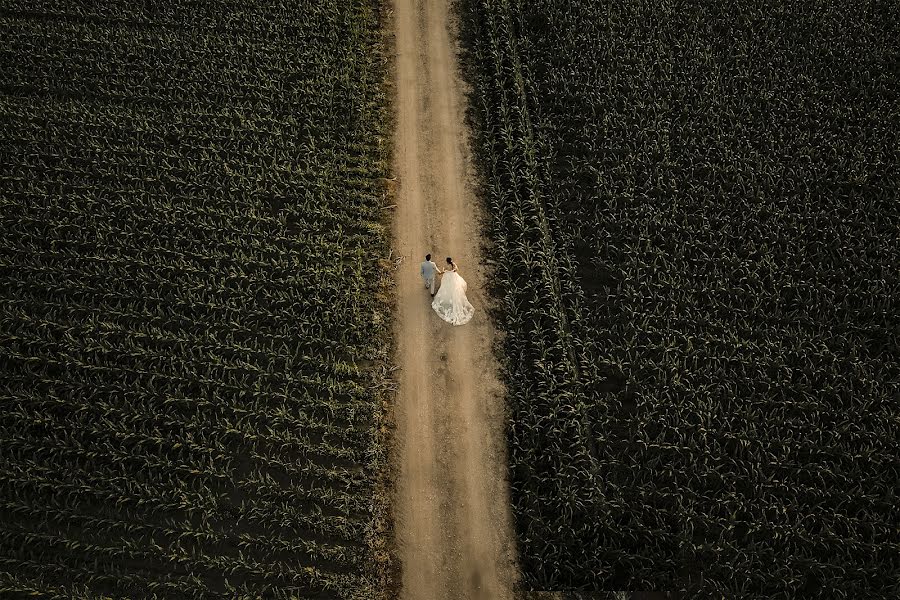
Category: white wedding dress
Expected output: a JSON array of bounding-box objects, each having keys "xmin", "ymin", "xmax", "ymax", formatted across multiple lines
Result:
[{"xmin": 432, "ymin": 270, "xmax": 474, "ymax": 326}]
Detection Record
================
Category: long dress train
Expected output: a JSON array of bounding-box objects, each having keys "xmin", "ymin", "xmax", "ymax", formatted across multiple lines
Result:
[{"xmin": 431, "ymin": 271, "xmax": 474, "ymax": 326}]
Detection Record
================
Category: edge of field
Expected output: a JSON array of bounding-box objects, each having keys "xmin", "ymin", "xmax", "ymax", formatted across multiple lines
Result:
[
  {"xmin": 369, "ymin": 1, "xmax": 402, "ymax": 599},
  {"xmin": 452, "ymin": 0, "xmax": 525, "ymax": 596},
  {"xmin": 451, "ymin": 0, "xmax": 509, "ymax": 359},
  {"xmin": 453, "ymin": 2, "xmax": 670, "ymax": 598}
]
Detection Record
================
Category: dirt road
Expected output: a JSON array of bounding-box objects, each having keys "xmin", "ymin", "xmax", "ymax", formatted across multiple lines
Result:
[{"xmin": 388, "ymin": 0, "xmax": 520, "ymax": 598}]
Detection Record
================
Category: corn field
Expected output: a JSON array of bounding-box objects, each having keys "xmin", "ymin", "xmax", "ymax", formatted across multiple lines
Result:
[
  {"xmin": 0, "ymin": 1, "xmax": 392, "ymax": 598},
  {"xmin": 461, "ymin": 0, "xmax": 899, "ymax": 597}
]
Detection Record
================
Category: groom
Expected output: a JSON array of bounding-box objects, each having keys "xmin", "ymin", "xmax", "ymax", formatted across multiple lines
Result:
[{"xmin": 420, "ymin": 253, "xmax": 443, "ymax": 297}]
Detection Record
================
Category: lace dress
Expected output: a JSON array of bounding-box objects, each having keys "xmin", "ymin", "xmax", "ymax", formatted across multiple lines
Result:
[{"xmin": 431, "ymin": 270, "xmax": 474, "ymax": 326}]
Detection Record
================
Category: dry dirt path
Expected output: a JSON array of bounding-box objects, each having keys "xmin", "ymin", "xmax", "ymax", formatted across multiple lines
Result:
[{"xmin": 388, "ymin": 0, "xmax": 519, "ymax": 598}]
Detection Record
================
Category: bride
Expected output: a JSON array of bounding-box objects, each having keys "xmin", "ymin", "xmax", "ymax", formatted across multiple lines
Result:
[{"xmin": 432, "ymin": 257, "xmax": 474, "ymax": 326}]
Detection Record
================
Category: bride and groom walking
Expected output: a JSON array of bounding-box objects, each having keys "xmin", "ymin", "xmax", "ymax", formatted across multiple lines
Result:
[{"xmin": 420, "ymin": 254, "xmax": 475, "ymax": 326}]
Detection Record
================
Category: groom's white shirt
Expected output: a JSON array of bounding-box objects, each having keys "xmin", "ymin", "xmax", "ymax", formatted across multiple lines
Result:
[{"xmin": 420, "ymin": 260, "xmax": 439, "ymax": 280}]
